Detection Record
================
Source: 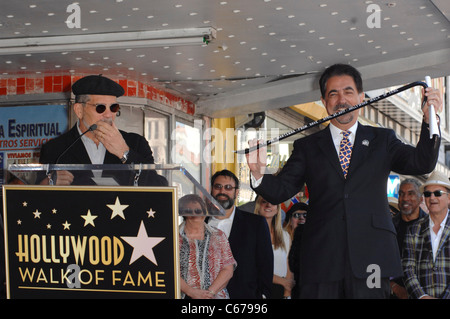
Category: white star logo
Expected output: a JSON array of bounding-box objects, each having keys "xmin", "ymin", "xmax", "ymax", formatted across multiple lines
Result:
[
  {"xmin": 62, "ymin": 220, "xmax": 71, "ymax": 230},
  {"xmin": 33, "ymin": 209, "xmax": 42, "ymax": 219},
  {"xmin": 121, "ymin": 221, "xmax": 165, "ymax": 266},
  {"xmin": 147, "ymin": 208, "xmax": 156, "ymax": 218},
  {"xmin": 107, "ymin": 196, "xmax": 129, "ymax": 220},
  {"xmin": 81, "ymin": 209, "xmax": 98, "ymax": 227}
]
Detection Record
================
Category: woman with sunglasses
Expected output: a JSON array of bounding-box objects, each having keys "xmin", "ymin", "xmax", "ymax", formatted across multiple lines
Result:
[
  {"xmin": 178, "ymin": 194, "xmax": 236, "ymax": 299},
  {"xmin": 283, "ymin": 202, "xmax": 308, "ymax": 240},
  {"xmin": 39, "ymin": 75, "xmax": 167, "ymax": 186}
]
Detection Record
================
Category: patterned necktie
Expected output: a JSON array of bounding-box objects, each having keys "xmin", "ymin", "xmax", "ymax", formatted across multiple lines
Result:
[{"xmin": 339, "ymin": 130, "xmax": 353, "ymax": 178}]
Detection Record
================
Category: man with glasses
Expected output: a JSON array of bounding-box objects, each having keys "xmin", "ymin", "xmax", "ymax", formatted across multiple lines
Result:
[
  {"xmin": 39, "ymin": 75, "xmax": 166, "ymax": 186},
  {"xmin": 208, "ymin": 169, "xmax": 273, "ymax": 299},
  {"xmin": 403, "ymin": 170, "xmax": 450, "ymax": 299}
]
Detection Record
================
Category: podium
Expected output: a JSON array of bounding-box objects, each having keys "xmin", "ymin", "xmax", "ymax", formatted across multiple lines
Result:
[{"xmin": 2, "ymin": 164, "xmax": 225, "ymax": 299}]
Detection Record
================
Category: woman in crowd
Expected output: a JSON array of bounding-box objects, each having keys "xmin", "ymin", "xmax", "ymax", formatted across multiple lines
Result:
[
  {"xmin": 179, "ymin": 194, "xmax": 236, "ymax": 299},
  {"xmin": 283, "ymin": 202, "xmax": 308, "ymax": 240},
  {"xmin": 255, "ymin": 196, "xmax": 294, "ymax": 298},
  {"xmin": 286, "ymin": 202, "xmax": 308, "ymax": 299}
]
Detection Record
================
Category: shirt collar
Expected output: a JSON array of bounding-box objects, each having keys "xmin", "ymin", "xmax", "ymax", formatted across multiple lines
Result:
[
  {"xmin": 330, "ymin": 121, "xmax": 358, "ymax": 136},
  {"xmin": 429, "ymin": 209, "xmax": 449, "ymax": 228},
  {"xmin": 329, "ymin": 121, "xmax": 358, "ymax": 146}
]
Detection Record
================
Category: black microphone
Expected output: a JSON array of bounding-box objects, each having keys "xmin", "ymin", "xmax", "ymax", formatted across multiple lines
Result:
[{"xmin": 55, "ymin": 124, "xmax": 97, "ymax": 164}]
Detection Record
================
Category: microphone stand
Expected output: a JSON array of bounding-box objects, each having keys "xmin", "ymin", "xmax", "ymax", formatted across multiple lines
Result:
[
  {"xmin": 235, "ymin": 80, "xmax": 433, "ymax": 155},
  {"xmin": 47, "ymin": 124, "xmax": 97, "ymax": 185}
]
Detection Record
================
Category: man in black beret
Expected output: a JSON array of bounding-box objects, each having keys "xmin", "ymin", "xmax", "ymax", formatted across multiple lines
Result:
[{"xmin": 39, "ymin": 75, "xmax": 166, "ymax": 186}]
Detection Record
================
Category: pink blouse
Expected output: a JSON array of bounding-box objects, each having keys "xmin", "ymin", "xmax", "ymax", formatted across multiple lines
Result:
[{"xmin": 179, "ymin": 222, "xmax": 237, "ymax": 299}]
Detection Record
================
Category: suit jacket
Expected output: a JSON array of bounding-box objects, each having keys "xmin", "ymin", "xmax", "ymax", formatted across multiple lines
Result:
[
  {"xmin": 402, "ymin": 213, "xmax": 450, "ymax": 299},
  {"xmin": 392, "ymin": 207, "xmax": 427, "ymax": 254},
  {"xmin": 225, "ymin": 208, "xmax": 274, "ymax": 299},
  {"xmin": 39, "ymin": 124, "xmax": 167, "ymax": 186},
  {"xmin": 254, "ymin": 121, "xmax": 440, "ymax": 284}
]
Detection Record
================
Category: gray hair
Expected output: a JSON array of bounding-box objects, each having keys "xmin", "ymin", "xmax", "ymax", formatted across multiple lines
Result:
[
  {"xmin": 400, "ymin": 178, "xmax": 422, "ymax": 195},
  {"xmin": 74, "ymin": 94, "xmax": 90, "ymax": 104}
]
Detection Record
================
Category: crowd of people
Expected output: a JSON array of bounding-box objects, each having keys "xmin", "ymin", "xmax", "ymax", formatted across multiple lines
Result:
[
  {"xmin": 1, "ymin": 65, "xmax": 448, "ymax": 299},
  {"xmin": 178, "ymin": 168, "xmax": 450, "ymax": 299},
  {"xmin": 178, "ymin": 169, "xmax": 308, "ymax": 299},
  {"xmin": 179, "ymin": 63, "xmax": 448, "ymax": 299}
]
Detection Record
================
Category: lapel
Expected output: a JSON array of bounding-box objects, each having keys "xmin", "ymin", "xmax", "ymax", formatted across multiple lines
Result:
[
  {"xmin": 316, "ymin": 124, "xmax": 375, "ymax": 180},
  {"xmin": 418, "ymin": 215, "xmax": 434, "ymax": 258},
  {"xmin": 317, "ymin": 126, "xmax": 344, "ymax": 178},
  {"xmin": 64, "ymin": 125, "xmax": 92, "ymax": 164},
  {"xmin": 228, "ymin": 208, "xmax": 242, "ymax": 248},
  {"xmin": 435, "ymin": 213, "xmax": 450, "ymax": 259},
  {"xmin": 346, "ymin": 124, "xmax": 374, "ymax": 179}
]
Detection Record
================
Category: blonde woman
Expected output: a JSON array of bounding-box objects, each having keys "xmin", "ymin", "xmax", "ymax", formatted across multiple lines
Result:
[{"xmin": 255, "ymin": 196, "xmax": 294, "ymax": 298}]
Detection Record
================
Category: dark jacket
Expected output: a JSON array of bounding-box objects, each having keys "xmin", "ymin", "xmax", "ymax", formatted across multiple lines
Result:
[
  {"xmin": 39, "ymin": 124, "xmax": 167, "ymax": 186},
  {"xmin": 254, "ymin": 121, "xmax": 440, "ymax": 284},
  {"xmin": 225, "ymin": 208, "xmax": 274, "ymax": 299}
]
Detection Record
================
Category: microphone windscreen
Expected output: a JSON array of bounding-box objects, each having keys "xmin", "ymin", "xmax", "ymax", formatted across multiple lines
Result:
[{"xmin": 89, "ymin": 124, "xmax": 97, "ymax": 131}]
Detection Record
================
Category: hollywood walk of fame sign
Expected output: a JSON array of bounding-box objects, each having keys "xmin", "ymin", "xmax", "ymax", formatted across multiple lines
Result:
[{"xmin": 2, "ymin": 185, "xmax": 179, "ymax": 299}]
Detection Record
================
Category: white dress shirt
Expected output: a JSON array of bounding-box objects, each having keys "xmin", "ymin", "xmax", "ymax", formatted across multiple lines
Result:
[
  {"xmin": 429, "ymin": 210, "xmax": 449, "ymax": 261},
  {"xmin": 77, "ymin": 121, "xmax": 106, "ymax": 177},
  {"xmin": 208, "ymin": 206, "xmax": 235, "ymax": 238}
]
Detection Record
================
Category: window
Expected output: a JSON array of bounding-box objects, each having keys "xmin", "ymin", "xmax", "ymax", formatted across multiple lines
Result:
[
  {"xmin": 172, "ymin": 120, "xmax": 201, "ymax": 183},
  {"xmin": 144, "ymin": 109, "xmax": 169, "ymax": 165}
]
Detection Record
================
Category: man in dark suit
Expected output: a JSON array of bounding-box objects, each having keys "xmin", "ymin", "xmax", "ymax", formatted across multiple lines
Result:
[
  {"xmin": 208, "ymin": 169, "xmax": 273, "ymax": 299},
  {"xmin": 246, "ymin": 64, "xmax": 442, "ymax": 298},
  {"xmin": 39, "ymin": 75, "xmax": 166, "ymax": 186}
]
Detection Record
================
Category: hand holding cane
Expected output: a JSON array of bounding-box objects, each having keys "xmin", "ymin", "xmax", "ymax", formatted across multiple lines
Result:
[
  {"xmin": 424, "ymin": 76, "xmax": 440, "ymax": 138},
  {"xmin": 236, "ymin": 79, "xmax": 439, "ymax": 155}
]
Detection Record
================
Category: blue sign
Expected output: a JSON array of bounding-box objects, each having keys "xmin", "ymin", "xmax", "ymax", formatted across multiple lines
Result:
[
  {"xmin": 0, "ymin": 104, "xmax": 68, "ymax": 184},
  {"xmin": 387, "ymin": 174, "xmax": 400, "ymax": 198}
]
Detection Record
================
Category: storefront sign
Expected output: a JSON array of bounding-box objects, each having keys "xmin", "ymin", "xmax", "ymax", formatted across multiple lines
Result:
[{"xmin": 0, "ymin": 105, "xmax": 68, "ymax": 184}]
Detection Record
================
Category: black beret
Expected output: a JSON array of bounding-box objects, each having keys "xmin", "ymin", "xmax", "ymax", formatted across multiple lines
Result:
[{"xmin": 72, "ymin": 75, "xmax": 124, "ymax": 97}]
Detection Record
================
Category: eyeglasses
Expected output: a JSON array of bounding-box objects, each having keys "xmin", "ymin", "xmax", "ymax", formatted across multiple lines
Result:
[
  {"xmin": 423, "ymin": 190, "xmax": 449, "ymax": 198},
  {"xmin": 292, "ymin": 212, "xmax": 307, "ymax": 218},
  {"xmin": 84, "ymin": 102, "xmax": 120, "ymax": 114},
  {"xmin": 180, "ymin": 208, "xmax": 204, "ymax": 215},
  {"xmin": 213, "ymin": 184, "xmax": 238, "ymax": 191}
]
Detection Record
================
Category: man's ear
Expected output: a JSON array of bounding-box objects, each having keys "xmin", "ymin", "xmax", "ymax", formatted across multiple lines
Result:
[
  {"xmin": 359, "ymin": 92, "xmax": 365, "ymax": 103},
  {"xmin": 73, "ymin": 103, "xmax": 83, "ymax": 120}
]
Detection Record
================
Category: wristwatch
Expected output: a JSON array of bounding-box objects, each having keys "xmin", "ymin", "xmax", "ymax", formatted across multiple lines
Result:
[{"xmin": 120, "ymin": 150, "xmax": 129, "ymax": 164}]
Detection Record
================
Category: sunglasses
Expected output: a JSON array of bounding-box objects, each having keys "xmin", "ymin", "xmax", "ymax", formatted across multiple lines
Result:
[
  {"xmin": 180, "ymin": 208, "xmax": 204, "ymax": 215},
  {"xmin": 423, "ymin": 190, "xmax": 449, "ymax": 198},
  {"xmin": 84, "ymin": 102, "xmax": 120, "ymax": 114},
  {"xmin": 292, "ymin": 212, "xmax": 307, "ymax": 218},
  {"xmin": 213, "ymin": 184, "xmax": 237, "ymax": 191}
]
